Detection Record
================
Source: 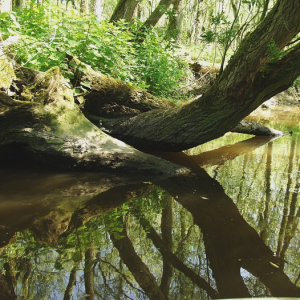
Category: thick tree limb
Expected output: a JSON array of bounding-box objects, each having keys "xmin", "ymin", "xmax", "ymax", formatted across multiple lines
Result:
[
  {"xmin": 79, "ymin": 62, "xmax": 175, "ymax": 117},
  {"xmin": 99, "ymin": 0, "xmax": 300, "ymax": 151},
  {"xmin": 75, "ymin": 59, "xmax": 284, "ymax": 141}
]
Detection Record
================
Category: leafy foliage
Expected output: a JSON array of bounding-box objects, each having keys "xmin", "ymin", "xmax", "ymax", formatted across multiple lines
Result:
[{"xmin": 0, "ymin": 4, "xmax": 188, "ymax": 97}]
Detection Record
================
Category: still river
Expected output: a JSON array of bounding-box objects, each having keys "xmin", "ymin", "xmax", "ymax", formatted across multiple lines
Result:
[{"xmin": 0, "ymin": 105, "xmax": 300, "ymax": 299}]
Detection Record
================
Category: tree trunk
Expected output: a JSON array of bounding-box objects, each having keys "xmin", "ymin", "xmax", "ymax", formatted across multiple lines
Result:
[
  {"xmin": 260, "ymin": 0, "xmax": 270, "ymax": 20},
  {"xmin": 74, "ymin": 58, "xmax": 283, "ymax": 140},
  {"xmin": 108, "ymin": 217, "xmax": 167, "ymax": 300},
  {"xmin": 141, "ymin": 0, "xmax": 174, "ymax": 29},
  {"xmin": 165, "ymin": 0, "xmax": 182, "ymax": 42},
  {"xmin": 110, "ymin": 0, "xmax": 139, "ymax": 23},
  {"xmin": 80, "ymin": 0, "xmax": 89, "ymax": 14},
  {"xmin": 231, "ymin": 120, "xmax": 285, "ymax": 136},
  {"xmin": 89, "ymin": 0, "xmax": 102, "ymax": 19},
  {"xmin": 84, "ymin": 243, "xmax": 95, "ymax": 300},
  {"xmin": 103, "ymin": 0, "xmax": 300, "ymax": 151},
  {"xmin": 0, "ymin": 65, "xmax": 183, "ymax": 175}
]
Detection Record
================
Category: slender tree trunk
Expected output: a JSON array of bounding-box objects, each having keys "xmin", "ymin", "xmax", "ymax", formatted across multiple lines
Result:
[
  {"xmin": 12, "ymin": 0, "xmax": 23, "ymax": 9},
  {"xmin": 141, "ymin": 0, "xmax": 174, "ymax": 29},
  {"xmin": 89, "ymin": 0, "xmax": 102, "ymax": 19},
  {"xmin": 2, "ymin": 0, "xmax": 300, "ymax": 170},
  {"xmin": 165, "ymin": 0, "xmax": 182, "ymax": 42},
  {"xmin": 230, "ymin": 0, "xmax": 239, "ymax": 20},
  {"xmin": 84, "ymin": 242, "xmax": 96, "ymax": 300},
  {"xmin": 64, "ymin": 262, "xmax": 79, "ymax": 300},
  {"xmin": 110, "ymin": 0, "xmax": 139, "ymax": 23},
  {"xmin": 160, "ymin": 196, "xmax": 173, "ymax": 298},
  {"xmin": 80, "ymin": 0, "xmax": 89, "ymax": 14}
]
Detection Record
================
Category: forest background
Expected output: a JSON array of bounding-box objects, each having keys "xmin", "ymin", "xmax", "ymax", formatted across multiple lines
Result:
[{"xmin": 2, "ymin": 0, "xmax": 297, "ymax": 101}]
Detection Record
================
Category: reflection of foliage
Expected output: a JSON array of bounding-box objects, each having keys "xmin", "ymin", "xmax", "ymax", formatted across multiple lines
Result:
[
  {"xmin": 203, "ymin": 131, "xmax": 300, "ymax": 288},
  {"xmin": 2, "ymin": 126, "xmax": 300, "ymax": 298}
]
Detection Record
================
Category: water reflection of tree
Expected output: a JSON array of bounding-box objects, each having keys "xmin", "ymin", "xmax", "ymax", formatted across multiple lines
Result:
[
  {"xmin": 1, "ymin": 136, "xmax": 300, "ymax": 299},
  {"xmin": 276, "ymin": 135, "xmax": 300, "ymax": 270},
  {"xmin": 259, "ymin": 141, "xmax": 273, "ymax": 242},
  {"xmin": 63, "ymin": 169, "xmax": 300, "ymax": 298},
  {"xmin": 160, "ymin": 171, "xmax": 300, "ymax": 298}
]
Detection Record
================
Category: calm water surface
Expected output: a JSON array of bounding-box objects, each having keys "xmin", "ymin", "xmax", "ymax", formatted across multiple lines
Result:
[{"xmin": 0, "ymin": 105, "xmax": 300, "ymax": 299}]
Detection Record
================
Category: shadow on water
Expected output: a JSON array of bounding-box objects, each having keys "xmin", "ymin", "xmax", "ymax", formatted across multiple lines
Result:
[{"xmin": 1, "ymin": 108, "xmax": 300, "ymax": 299}]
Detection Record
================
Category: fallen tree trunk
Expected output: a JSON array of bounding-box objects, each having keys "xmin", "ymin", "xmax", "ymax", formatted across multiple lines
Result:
[
  {"xmin": 231, "ymin": 120, "xmax": 286, "ymax": 136},
  {"xmin": 74, "ymin": 59, "xmax": 284, "ymax": 140},
  {"xmin": 77, "ymin": 0, "xmax": 300, "ymax": 152},
  {"xmin": 0, "ymin": 65, "xmax": 184, "ymax": 175}
]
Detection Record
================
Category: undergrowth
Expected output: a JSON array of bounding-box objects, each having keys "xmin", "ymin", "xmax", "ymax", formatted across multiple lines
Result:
[{"xmin": 0, "ymin": 4, "xmax": 189, "ymax": 98}]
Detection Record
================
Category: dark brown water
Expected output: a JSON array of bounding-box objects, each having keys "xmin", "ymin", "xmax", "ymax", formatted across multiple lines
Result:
[{"xmin": 0, "ymin": 105, "xmax": 300, "ymax": 299}]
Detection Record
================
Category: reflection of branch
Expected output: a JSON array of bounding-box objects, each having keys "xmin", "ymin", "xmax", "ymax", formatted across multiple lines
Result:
[
  {"xmin": 108, "ymin": 217, "xmax": 166, "ymax": 300},
  {"xmin": 84, "ymin": 242, "xmax": 96, "ymax": 300},
  {"xmin": 98, "ymin": 258, "xmax": 145, "ymax": 297},
  {"xmin": 152, "ymin": 136, "xmax": 275, "ymax": 169},
  {"xmin": 63, "ymin": 262, "xmax": 79, "ymax": 300},
  {"xmin": 134, "ymin": 210, "xmax": 219, "ymax": 298},
  {"xmin": 159, "ymin": 171, "xmax": 300, "ymax": 297},
  {"xmin": 160, "ymin": 196, "xmax": 173, "ymax": 298},
  {"xmin": 62, "ymin": 183, "xmax": 153, "ymax": 237},
  {"xmin": 97, "ymin": 260, "xmax": 128, "ymax": 300},
  {"xmin": 190, "ymin": 136, "xmax": 275, "ymax": 167}
]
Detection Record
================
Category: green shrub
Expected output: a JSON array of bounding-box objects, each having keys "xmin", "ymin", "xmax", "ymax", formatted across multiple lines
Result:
[{"xmin": 0, "ymin": 4, "xmax": 189, "ymax": 98}]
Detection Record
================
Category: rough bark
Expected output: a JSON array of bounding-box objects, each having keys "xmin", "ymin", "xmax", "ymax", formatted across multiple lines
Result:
[
  {"xmin": 101, "ymin": 0, "xmax": 300, "ymax": 151},
  {"xmin": 78, "ymin": 60, "xmax": 175, "ymax": 117},
  {"xmin": 76, "ymin": 59, "xmax": 284, "ymax": 140},
  {"xmin": 2, "ymin": 0, "xmax": 299, "ymax": 169},
  {"xmin": 260, "ymin": 0, "xmax": 270, "ymax": 20}
]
